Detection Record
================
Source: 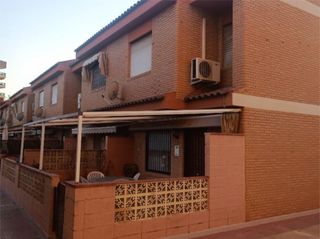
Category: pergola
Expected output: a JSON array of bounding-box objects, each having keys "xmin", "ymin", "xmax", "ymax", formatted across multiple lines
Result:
[{"xmin": 20, "ymin": 109, "xmax": 241, "ymax": 182}]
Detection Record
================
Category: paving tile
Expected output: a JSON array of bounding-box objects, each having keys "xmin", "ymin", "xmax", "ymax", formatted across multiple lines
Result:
[
  {"xmin": 0, "ymin": 191, "xmax": 45, "ymax": 239},
  {"xmin": 197, "ymin": 213, "xmax": 319, "ymax": 239}
]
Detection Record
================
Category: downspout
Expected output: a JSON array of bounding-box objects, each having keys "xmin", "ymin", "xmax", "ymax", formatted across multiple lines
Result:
[{"xmin": 202, "ymin": 18, "xmax": 206, "ymax": 59}]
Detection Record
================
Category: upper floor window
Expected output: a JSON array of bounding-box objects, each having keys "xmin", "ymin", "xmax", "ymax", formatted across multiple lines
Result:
[
  {"xmin": 51, "ymin": 83, "xmax": 58, "ymax": 104},
  {"xmin": 91, "ymin": 64, "xmax": 106, "ymax": 90},
  {"xmin": 146, "ymin": 130, "xmax": 171, "ymax": 174},
  {"xmin": 21, "ymin": 101, "xmax": 25, "ymax": 113},
  {"xmin": 130, "ymin": 33, "xmax": 152, "ymax": 77},
  {"xmin": 223, "ymin": 24, "xmax": 233, "ymax": 68},
  {"xmin": 39, "ymin": 90, "xmax": 44, "ymax": 107}
]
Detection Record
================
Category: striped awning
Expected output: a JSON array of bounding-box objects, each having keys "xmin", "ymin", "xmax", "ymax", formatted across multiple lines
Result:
[
  {"xmin": 72, "ymin": 126, "xmax": 116, "ymax": 135},
  {"xmin": 82, "ymin": 53, "xmax": 99, "ymax": 67}
]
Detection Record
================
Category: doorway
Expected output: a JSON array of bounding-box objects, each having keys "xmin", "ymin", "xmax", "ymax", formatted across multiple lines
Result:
[{"xmin": 184, "ymin": 129, "xmax": 205, "ymax": 177}]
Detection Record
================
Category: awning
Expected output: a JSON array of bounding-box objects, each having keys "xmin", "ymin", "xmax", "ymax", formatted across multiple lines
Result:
[
  {"xmin": 82, "ymin": 53, "xmax": 99, "ymax": 67},
  {"xmin": 72, "ymin": 126, "xmax": 117, "ymax": 135},
  {"xmin": 23, "ymin": 109, "xmax": 242, "ymax": 127}
]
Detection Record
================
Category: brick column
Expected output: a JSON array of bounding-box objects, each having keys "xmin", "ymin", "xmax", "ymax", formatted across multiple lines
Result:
[{"xmin": 205, "ymin": 133, "xmax": 245, "ymax": 228}]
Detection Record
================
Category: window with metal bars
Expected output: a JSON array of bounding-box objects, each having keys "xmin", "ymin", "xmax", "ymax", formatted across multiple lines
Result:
[{"xmin": 146, "ymin": 131, "xmax": 171, "ymax": 174}]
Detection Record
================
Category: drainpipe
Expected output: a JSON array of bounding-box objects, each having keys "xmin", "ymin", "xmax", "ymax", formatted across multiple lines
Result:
[{"xmin": 202, "ymin": 18, "xmax": 206, "ymax": 59}]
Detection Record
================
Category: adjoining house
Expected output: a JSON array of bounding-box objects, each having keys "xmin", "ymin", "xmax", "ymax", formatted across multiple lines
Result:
[
  {"xmin": 0, "ymin": 87, "xmax": 33, "ymax": 155},
  {"xmin": 21, "ymin": 60, "xmax": 82, "ymax": 171},
  {"xmin": 0, "ymin": 0, "xmax": 318, "ymax": 239},
  {"xmin": 0, "ymin": 99, "xmax": 11, "ymax": 153}
]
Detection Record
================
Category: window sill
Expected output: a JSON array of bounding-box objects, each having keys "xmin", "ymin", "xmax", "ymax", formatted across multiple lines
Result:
[
  {"xmin": 91, "ymin": 86, "xmax": 106, "ymax": 93},
  {"xmin": 129, "ymin": 71, "xmax": 151, "ymax": 81}
]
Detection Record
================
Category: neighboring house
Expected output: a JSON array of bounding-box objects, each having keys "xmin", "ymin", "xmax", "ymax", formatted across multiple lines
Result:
[
  {"xmin": 8, "ymin": 87, "xmax": 33, "ymax": 128},
  {"xmin": 0, "ymin": 99, "xmax": 11, "ymax": 128},
  {"xmin": 2, "ymin": 87, "xmax": 34, "ymax": 154},
  {"xmin": 0, "ymin": 0, "xmax": 318, "ymax": 239},
  {"xmin": 19, "ymin": 60, "xmax": 82, "ymax": 162},
  {"xmin": 0, "ymin": 100, "xmax": 11, "ymax": 153},
  {"xmin": 30, "ymin": 60, "xmax": 81, "ymax": 120},
  {"xmin": 72, "ymin": 0, "xmax": 318, "ymax": 220}
]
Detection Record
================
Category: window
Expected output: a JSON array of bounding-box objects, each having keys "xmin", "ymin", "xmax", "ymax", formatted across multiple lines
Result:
[
  {"xmin": 130, "ymin": 33, "xmax": 152, "ymax": 77},
  {"xmin": 146, "ymin": 131, "xmax": 171, "ymax": 174},
  {"xmin": 223, "ymin": 24, "xmax": 233, "ymax": 68},
  {"xmin": 21, "ymin": 101, "xmax": 25, "ymax": 113},
  {"xmin": 91, "ymin": 64, "xmax": 106, "ymax": 90},
  {"xmin": 39, "ymin": 91, "xmax": 44, "ymax": 107},
  {"xmin": 51, "ymin": 84, "xmax": 58, "ymax": 104}
]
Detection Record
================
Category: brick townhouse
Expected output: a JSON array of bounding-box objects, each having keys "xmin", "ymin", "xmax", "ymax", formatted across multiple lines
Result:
[
  {"xmin": 70, "ymin": 0, "xmax": 319, "ymax": 221},
  {"xmin": 23, "ymin": 60, "xmax": 81, "ymax": 166},
  {"xmin": 0, "ymin": 87, "xmax": 33, "ymax": 154},
  {"xmin": 0, "ymin": 0, "xmax": 318, "ymax": 238}
]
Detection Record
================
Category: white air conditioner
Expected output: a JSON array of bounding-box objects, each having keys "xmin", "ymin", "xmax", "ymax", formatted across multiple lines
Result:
[{"xmin": 191, "ymin": 58, "xmax": 220, "ymax": 85}]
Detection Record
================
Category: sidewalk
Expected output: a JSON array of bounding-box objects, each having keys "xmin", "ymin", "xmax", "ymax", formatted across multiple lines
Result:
[
  {"xmin": 0, "ymin": 190, "xmax": 45, "ymax": 239},
  {"xmin": 196, "ymin": 213, "xmax": 319, "ymax": 239}
]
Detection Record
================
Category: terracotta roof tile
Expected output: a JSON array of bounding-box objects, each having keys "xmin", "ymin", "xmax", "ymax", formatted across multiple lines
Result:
[
  {"xmin": 93, "ymin": 95, "xmax": 164, "ymax": 111},
  {"xmin": 184, "ymin": 87, "xmax": 233, "ymax": 102}
]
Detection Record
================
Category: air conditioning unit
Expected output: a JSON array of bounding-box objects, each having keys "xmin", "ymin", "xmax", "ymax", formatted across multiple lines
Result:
[{"xmin": 191, "ymin": 58, "xmax": 220, "ymax": 85}]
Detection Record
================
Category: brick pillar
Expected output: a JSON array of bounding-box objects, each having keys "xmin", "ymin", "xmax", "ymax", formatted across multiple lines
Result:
[
  {"xmin": 63, "ymin": 183, "xmax": 115, "ymax": 239},
  {"xmin": 205, "ymin": 133, "xmax": 245, "ymax": 228}
]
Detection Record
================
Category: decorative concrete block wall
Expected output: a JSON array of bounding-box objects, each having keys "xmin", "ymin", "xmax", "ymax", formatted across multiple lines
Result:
[{"xmin": 0, "ymin": 158, "xmax": 60, "ymax": 239}]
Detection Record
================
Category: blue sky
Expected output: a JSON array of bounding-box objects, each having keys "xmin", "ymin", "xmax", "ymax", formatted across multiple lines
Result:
[{"xmin": 0, "ymin": 0, "xmax": 138, "ymax": 98}]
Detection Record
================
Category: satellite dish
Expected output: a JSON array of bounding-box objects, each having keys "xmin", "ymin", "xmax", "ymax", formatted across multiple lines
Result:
[
  {"xmin": 16, "ymin": 112, "xmax": 24, "ymax": 121},
  {"xmin": 107, "ymin": 81, "xmax": 120, "ymax": 100},
  {"xmin": 35, "ymin": 107, "xmax": 45, "ymax": 118}
]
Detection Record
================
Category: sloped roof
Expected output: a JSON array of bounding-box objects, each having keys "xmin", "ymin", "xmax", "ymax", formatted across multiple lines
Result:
[{"xmin": 75, "ymin": 0, "xmax": 146, "ymax": 52}]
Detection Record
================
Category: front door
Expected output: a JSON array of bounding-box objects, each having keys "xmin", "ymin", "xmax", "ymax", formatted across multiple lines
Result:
[{"xmin": 184, "ymin": 129, "xmax": 205, "ymax": 177}]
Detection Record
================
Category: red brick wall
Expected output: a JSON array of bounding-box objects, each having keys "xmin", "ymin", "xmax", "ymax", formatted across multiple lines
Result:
[
  {"xmin": 242, "ymin": 108, "xmax": 319, "ymax": 220},
  {"xmin": 231, "ymin": 0, "xmax": 320, "ymax": 221},
  {"xmin": 80, "ymin": 4, "xmax": 177, "ymax": 112},
  {"xmin": 205, "ymin": 134, "xmax": 246, "ymax": 227},
  {"xmin": 33, "ymin": 73, "xmax": 65, "ymax": 118},
  {"xmin": 233, "ymin": 0, "xmax": 319, "ymax": 104},
  {"xmin": 175, "ymin": 1, "xmax": 233, "ymax": 100}
]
